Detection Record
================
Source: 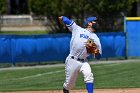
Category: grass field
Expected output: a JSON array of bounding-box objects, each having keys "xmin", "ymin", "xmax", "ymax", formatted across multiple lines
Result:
[{"xmin": 0, "ymin": 61, "xmax": 140, "ymax": 92}]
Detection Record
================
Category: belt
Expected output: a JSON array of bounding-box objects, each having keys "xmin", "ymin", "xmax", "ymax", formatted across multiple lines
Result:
[{"xmin": 71, "ymin": 56, "xmax": 85, "ymax": 62}]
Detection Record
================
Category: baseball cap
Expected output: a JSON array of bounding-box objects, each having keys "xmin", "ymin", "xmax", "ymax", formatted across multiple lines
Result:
[{"xmin": 84, "ymin": 17, "xmax": 97, "ymax": 26}]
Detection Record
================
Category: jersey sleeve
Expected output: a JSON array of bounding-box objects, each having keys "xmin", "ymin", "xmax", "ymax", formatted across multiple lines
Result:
[
  {"xmin": 91, "ymin": 34, "xmax": 102, "ymax": 59},
  {"xmin": 62, "ymin": 16, "xmax": 78, "ymax": 32}
]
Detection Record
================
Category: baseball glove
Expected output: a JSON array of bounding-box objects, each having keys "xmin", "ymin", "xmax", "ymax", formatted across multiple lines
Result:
[{"xmin": 85, "ymin": 38, "xmax": 99, "ymax": 55}]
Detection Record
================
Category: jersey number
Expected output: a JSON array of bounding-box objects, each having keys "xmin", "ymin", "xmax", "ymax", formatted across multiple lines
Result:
[{"xmin": 80, "ymin": 34, "xmax": 89, "ymax": 39}]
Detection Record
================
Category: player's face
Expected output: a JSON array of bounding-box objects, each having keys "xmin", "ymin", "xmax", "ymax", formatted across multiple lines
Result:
[
  {"xmin": 88, "ymin": 21, "xmax": 96, "ymax": 26},
  {"xmin": 87, "ymin": 21, "xmax": 97, "ymax": 32}
]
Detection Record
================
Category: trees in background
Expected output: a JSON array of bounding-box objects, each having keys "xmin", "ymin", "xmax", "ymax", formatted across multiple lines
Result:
[
  {"xmin": 0, "ymin": 0, "xmax": 139, "ymax": 32},
  {"xmin": 89, "ymin": 0, "xmax": 139, "ymax": 31},
  {"xmin": 0, "ymin": 0, "xmax": 6, "ymax": 14},
  {"xmin": 28, "ymin": 0, "xmax": 139, "ymax": 33},
  {"xmin": 0, "ymin": 0, "xmax": 6, "ymax": 31}
]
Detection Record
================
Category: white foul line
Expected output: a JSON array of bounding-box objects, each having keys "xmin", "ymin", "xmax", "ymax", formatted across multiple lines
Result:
[{"xmin": 1, "ymin": 70, "xmax": 64, "ymax": 81}]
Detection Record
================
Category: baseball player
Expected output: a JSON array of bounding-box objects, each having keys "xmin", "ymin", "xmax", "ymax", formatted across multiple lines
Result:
[{"xmin": 58, "ymin": 16, "xmax": 102, "ymax": 93}]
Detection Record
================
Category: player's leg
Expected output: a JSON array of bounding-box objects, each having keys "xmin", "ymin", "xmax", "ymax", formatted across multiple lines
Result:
[
  {"xmin": 63, "ymin": 57, "xmax": 81, "ymax": 92},
  {"xmin": 63, "ymin": 87, "xmax": 69, "ymax": 93},
  {"xmin": 80, "ymin": 62, "xmax": 94, "ymax": 93}
]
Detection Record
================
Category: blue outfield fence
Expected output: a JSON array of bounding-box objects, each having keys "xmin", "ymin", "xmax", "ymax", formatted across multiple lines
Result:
[
  {"xmin": 0, "ymin": 35, "xmax": 11, "ymax": 62},
  {"xmin": 97, "ymin": 32, "xmax": 126, "ymax": 58},
  {"xmin": 125, "ymin": 18, "xmax": 140, "ymax": 57},
  {"xmin": 0, "ymin": 32, "xmax": 126, "ymax": 64}
]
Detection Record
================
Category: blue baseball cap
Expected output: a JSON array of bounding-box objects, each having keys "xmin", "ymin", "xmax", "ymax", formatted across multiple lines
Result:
[{"xmin": 84, "ymin": 17, "xmax": 97, "ymax": 26}]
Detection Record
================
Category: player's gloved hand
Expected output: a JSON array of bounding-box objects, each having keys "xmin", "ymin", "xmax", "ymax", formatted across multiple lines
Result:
[{"xmin": 85, "ymin": 38, "xmax": 100, "ymax": 55}]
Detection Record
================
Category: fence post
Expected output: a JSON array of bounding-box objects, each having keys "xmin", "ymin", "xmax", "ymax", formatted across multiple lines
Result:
[
  {"xmin": 11, "ymin": 37, "xmax": 16, "ymax": 66},
  {"xmin": 124, "ymin": 16, "xmax": 128, "ymax": 59}
]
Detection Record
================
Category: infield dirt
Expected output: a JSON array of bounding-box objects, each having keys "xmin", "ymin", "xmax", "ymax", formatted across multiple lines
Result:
[{"xmin": 1, "ymin": 88, "xmax": 140, "ymax": 93}]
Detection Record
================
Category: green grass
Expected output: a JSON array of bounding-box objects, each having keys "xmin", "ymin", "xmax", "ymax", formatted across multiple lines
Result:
[
  {"xmin": 0, "ymin": 66, "xmax": 65, "ymax": 91},
  {"xmin": 93, "ymin": 62, "xmax": 140, "ymax": 88},
  {"xmin": 0, "ymin": 61, "xmax": 140, "ymax": 91}
]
